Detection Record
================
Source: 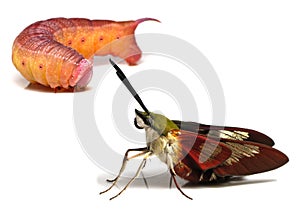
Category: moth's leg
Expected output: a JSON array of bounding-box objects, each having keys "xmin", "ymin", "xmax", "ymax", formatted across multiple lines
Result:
[
  {"xmin": 106, "ymin": 147, "xmax": 149, "ymax": 182},
  {"xmin": 141, "ymin": 161, "xmax": 149, "ymax": 189},
  {"xmin": 166, "ymin": 153, "xmax": 175, "ymax": 189},
  {"xmin": 170, "ymin": 169, "xmax": 193, "ymax": 200},
  {"xmin": 110, "ymin": 151, "xmax": 152, "ymax": 200},
  {"xmin": 169, "ymin": 176, "xmax": 173, "ymax": 188},
  {"xmin": 99, "ymin": 147, "xmax": 149, "ymax": 195}
]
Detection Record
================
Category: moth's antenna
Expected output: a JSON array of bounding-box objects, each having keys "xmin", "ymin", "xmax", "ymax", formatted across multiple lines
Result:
[{"xmin": 109, "ymin": 59, "xmax": 150, "ymax": 114}]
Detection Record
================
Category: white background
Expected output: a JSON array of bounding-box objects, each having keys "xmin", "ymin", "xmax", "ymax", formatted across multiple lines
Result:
[{"xmin": 1, "ymin": 0, "xmax": 299, "ymax": 209}]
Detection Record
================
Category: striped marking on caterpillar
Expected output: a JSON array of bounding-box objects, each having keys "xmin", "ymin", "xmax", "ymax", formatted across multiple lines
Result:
[{"xmin": 12, "ymin": 17, "xmax": 159, "ymax": 90}]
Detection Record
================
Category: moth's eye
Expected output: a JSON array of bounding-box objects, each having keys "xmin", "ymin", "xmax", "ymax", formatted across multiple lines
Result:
[
  {"xmin": 134, "ymin": 117, "xmax": 144, "ymax": 129},
  {"xmin": 147, "ymin": 117, "xmax": 153, "ymax": 126}
]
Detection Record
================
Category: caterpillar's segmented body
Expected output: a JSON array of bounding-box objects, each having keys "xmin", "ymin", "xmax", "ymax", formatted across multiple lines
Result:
[{"xmin": 12, "ymin": 17, "xmax": 159, "ymax": 89}]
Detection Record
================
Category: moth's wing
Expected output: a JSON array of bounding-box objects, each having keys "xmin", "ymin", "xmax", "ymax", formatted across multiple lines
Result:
[
  {"xmin": 213, "ymin": 139, "xmax": 289, "ymax": 176},
  {"xmin": 176, "ymin": 130, "xmax": 232, "ymax": 171},
  {"xmin": 176, "ymin": 129, "xmax": 288, "ymax": 177},
  {"xmin": 173, "ymin": 120, "xmax": 275, "ymax": 146}
]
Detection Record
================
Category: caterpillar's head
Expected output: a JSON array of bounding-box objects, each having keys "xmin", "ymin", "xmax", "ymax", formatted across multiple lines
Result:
[{"xmin": 69, "ymin": 59, "xmax": 93, "ymax": 89}]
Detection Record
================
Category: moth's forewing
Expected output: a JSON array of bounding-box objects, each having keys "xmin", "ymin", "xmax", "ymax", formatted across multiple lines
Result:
[
  {"xmin": 174, "ymin": 130, "xmax": 231, "ymax": 182},
  {"xmin": 213, "ymin": 139, "xmax": 289, "ymax": 176},
  {"xmin": 173, "ymin": 128, "xmax": 288, "ymax": 183},
  {"xmin": 172, "ymin": 120, "xmax": 275, "ymax": 146},
  {"xmin": 176, "ymin": 130, "xmax": 232, "ymax": 171}
]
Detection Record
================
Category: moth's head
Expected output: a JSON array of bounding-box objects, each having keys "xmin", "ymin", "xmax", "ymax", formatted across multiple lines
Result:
[{"xmin": 134, "ymin": 109, "xmax": 176, "ymax": 135}]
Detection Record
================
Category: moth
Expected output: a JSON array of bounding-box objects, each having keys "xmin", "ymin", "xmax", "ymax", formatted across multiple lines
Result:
[
  {"xmin": 100, "ymin": 59, "xmax": 289, "ymax": 200},
  {"xmin": 12, "ymin": 17, "xmax": 159, "ymax": 90}
]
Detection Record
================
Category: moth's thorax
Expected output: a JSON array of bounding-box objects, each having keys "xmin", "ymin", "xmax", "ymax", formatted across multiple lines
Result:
[{"xmin": 146, "ymin": 128, "xmax": 182, "ymax": 168}]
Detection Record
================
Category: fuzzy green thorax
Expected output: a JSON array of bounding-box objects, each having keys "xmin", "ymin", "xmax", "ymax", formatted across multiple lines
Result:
[{"xmin": 135, "ymin": 109, "xmax": 179, "ymax": 136}]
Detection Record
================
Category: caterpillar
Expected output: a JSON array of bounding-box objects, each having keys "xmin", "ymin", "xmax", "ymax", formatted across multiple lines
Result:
[{"xmin": 12, "ymin": 17, "xmax": 159, "ymax": 90}]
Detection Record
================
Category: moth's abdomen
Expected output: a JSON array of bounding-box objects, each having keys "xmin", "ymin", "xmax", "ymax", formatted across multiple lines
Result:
[
  {"xmin": 174, "ymin": 161, "xmax": 226, "ymax": 183},
  {"xmin": 12, "ymin": 17, "xmax": 158, "ymax": 89}
]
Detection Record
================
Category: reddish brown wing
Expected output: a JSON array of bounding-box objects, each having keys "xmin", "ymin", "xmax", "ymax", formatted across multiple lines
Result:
[
  {"xmin": 213, "ymin": 139, "xmax": 289, "ymax": 176},
  {"xmin": 176, "ymin": 130, "xmax": 232, "ymax": 171},
  {"xmin": 173, "ymin": 120, "xmax": 275, "ymax": 146},
  {"xmin": 175, "ymin": 129, "xmax": 288, "ymax": 180}
]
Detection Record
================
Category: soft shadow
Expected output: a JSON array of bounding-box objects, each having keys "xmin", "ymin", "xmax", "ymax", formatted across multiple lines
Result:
[
  {"xmin": 13, "ymin": 75, "xmax": 29, "ymax": 88},
  {"xmin": 97, "ymin": 171, "xmax": 173, "ymax": 189},
  {"xmin": 13, "ymin": 75, "xmax": 91, "ymax": 93},
  {"xmin": 97, "ymin": 172, "xmax": 276, "ymax": 190},
  {"xmin": 25, "ymin": 83, "xmax": 91, "ymax": 93},
  {"xmin": 183, "ymin": 176, "xmax": 275, "ymax": 189}
]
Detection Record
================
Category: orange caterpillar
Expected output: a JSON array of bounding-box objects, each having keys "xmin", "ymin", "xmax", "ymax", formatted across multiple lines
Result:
[{"xmin": 12, "ymin": 17, "xmax": 159, "ymax": 89}]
